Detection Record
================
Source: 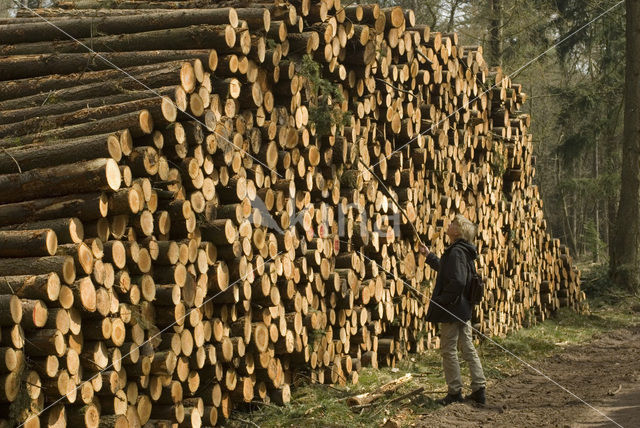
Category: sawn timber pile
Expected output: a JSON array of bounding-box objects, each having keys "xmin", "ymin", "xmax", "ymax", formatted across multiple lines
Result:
[{"xmin": 0, "ymin": 0, "xmax": 586, "ymax": 426}]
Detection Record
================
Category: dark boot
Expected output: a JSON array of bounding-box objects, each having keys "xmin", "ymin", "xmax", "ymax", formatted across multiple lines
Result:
[
  {"xmin": 437, "ymin": 391, "xmax": 463, "ymax": 406},
  {"xmin": 465, "ymin": 387, "xmax": 486, "ymax": 404}
]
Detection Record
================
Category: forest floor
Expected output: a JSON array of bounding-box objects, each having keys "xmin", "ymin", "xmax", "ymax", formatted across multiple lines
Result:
[
  {"xmin": 236, "ymin": 284, "xmax": 640, "ymax": 428},
  {"xmin": 414, "ymin": 311, "xmax": 640, "ymax": 428}
]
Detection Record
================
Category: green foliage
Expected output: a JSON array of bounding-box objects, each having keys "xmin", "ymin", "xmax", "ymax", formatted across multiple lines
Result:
[
  {"xmin": 308, "ymin": 328, "xmax": 326, "ymax": 351},
  {"xmin": 299, "ymin": 54, "xmax": 351, "ymax": 137},
  {"xmin": 491, "ymin": 144, "xmax": 507, "ymax": 177},
  {"xmin": 579, "ymin": 261, "xmax": 616, "ymax": 299},
  {"xmin": 42, "ymin": 93, "xmax": 61, "ymax": 105},
  {"xmin": 556, "ymin": 133, "xmax": 589, "ymax": 165},
  {"xmin": 558, "ymin": 172, "xmax": 619, "ymax": 201},
  {"xmin": 583, "ymin": 219, "xmax": 607, "ymax": 258}
]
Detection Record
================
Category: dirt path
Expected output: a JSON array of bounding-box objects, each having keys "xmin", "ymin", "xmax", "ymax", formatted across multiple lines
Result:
[{"xmin": 416, "ymin": 324, "xmax": 640, "ymax": 428}]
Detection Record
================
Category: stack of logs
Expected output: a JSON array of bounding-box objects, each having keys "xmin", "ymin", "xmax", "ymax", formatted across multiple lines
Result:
[{"xmin": 0, "ymin": 0, "xmax": 586, "ymax": 426}]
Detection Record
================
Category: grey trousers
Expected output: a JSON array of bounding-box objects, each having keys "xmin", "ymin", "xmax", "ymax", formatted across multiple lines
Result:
[{"xmin": 440, "ymin": 321, "xmax": 486, "ymax": 394}]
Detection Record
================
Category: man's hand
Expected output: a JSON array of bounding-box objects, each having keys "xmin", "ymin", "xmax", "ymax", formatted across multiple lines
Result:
[{"xmin": 419, "ymin": 243, "xmax": 430, "ymax": 256}]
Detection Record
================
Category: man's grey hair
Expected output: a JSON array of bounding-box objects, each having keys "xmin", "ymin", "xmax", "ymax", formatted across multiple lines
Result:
[{"xmin": 452, "ymin": 214, "xmax": 477, "ymax": 242}]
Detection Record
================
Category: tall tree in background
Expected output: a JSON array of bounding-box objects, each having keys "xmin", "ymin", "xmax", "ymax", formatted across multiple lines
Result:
[
  {"xmin": 488, "ymin": 0, "xmax": 503, "ymax": 66},
  {"xmin": 612, "ymin": 0, "xmax": 640, "ymax": 292}
]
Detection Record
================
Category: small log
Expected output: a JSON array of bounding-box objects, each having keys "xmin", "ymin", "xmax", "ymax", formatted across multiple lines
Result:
[
  {"xmin": 346, "ymin": 373, "xmax": 413, "ymax": 406},
  {"xmin": 0, "ymin": 50, "xmax": 211, "ymax": 80},
  {"xmin": 0, "ymin": 229, "xmax": 57, "ymax": 257},
  {"xmin": 0, "ymin": 9, "xmax": 239, "ymax": 44},
  {"xmin": 0, "ymin": 255, "xmax": 75, "ymax": 284},
  {"xmin": 20, "ymin": 299, "xmax": 48, "ymax": 329},
  {"xmin": 0, "ymin": 158, "xmax": 121, "ymax": 203},
  {"xmin": 0, "ymin": 193, "xmax": 108, "ymax": 227},
  {"xmin": 0, "ymin": 372, "xmax": 19, "ymax": 403},
  {"xmin": 0, "ymin": 24, "xmax": 238, "ymax": 55},
  {"xmin": 0, "ymin": 218, "xmax": 83, "ymax": 244}
]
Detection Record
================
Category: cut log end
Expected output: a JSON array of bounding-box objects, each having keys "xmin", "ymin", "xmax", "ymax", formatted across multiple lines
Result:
[
  {"xmin": 7, "ymin": 294, "xmax": 23, "ymax": 324},
  {"xmin": 2, "ymin": 372, "xmax": 20, "ymax": 402},
  {"xmin": 225, "ymin": 25, "xmax": 236, "ymax": 47},
  {"xmin": 138, "ymin": 109, "xmax": 154, "ymax": 135},
  {"xmin": 32, "ymin": 299, "xmax": 48, "ymax": 328},
  {"xmin": 162, "ymin": 96, "xmax": 178, "ymax": 122},
  {"xmin": 83, "ymin": 404, "xmax": 100, "ymax": 428},
  {"xmin": 105, "ymin": 158, "xmax": 122, "ymax": 192},
  {"xmin": 45, "ymin": 229, "xmax": 58, "ymax": 255}
]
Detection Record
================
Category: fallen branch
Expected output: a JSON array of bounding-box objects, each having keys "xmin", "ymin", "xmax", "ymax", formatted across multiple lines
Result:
[
  {"xmin": 607, "ymin": 384, "xmax": 622, "ymax": 396},
  {"xmin": 347, "ymin": 373, "xmax": 413, "ymax": 407},
  {"xmin": 303, "ymin": 404, "xmax": 323, "ymax": 416},
  {"xmin": 386, "ymin": 386, "xmax": 425, "ymax": 405}
]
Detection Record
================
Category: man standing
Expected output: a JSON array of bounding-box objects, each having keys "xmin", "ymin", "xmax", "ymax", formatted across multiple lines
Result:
[{"xmin": 420, "ymin": 214, "xmax": 486, "ymax": 405}]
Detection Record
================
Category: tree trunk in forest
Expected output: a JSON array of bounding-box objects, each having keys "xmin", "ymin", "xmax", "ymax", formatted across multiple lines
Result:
[
  {"xmin": 446, "ymin": 0, "xmax": 460, "ymax": 33},
  {"xmin": 594, "ymin": 137, "xmax": 600, "ymax": 263},
  {"xmin": 555, "ymin": 152, "xmax": 578, "ymax": 256},
  {"xmin": 0, "ymin": 0, "xmax": 11, "ymax": 18},
  {"xmin": 488, "ymin": 0, "xmax": 503, "ymax": 67},
  {"xmin": 561, "ymin": 192, "xmax": 578, "ymax": 257},
  {"xmin": 612, "ymin": 0, "xmax": 640, "ymax": 292},
  {"xmin": 608, "ymin": 194, "xmax": 617, "ymax": 263}
]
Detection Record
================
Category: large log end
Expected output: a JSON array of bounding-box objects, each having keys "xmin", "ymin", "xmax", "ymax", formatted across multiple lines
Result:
[
  {"xmin": 105, "ymin": 158, "xmax": 122, "ymax": 192},
  {"xmin": 138, "ymin": 109, "xmax": 154, "ymax": 135}
]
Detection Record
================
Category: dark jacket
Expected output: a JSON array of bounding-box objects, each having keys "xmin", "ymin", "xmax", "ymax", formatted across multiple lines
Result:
[{"xmin": 425, "ymin": 239, "xmax": 477, "ymax": 324}]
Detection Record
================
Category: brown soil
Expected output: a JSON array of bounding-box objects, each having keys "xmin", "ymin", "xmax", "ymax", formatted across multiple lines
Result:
[{"xmin": 415, "ymin": 325, "xmax": 640, "ymax": 428}]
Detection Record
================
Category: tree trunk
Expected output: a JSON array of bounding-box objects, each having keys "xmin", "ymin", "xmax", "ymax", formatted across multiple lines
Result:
[
  {"xmin": 0, "ymin": 24, "xmax": 237, "ymax": 55},
  {"xmin": 1, "ymin": 85, "xmax": 174, "ymax": 126},
  {"xmin": 0, "ymin": 255, "xmax": 76, "ymax": 284},
  {"xmin": 557, "ymin": 154, "xmax": 578, "ymax": 256},
  {"xmin": 0, "ymin": 8, "xmax": 239, "ymax": 44},
  {"xmin": 0, "ymin": 158, "xmax": 121, "ymax": 203},
  {"xmin": 0, "ymin": 133, "xmax": 121, "ymax": 173},
  {"xmin": 0, "ymin": 61, "xmax": 177, "ymax": 102},
  {"xmin": 0, "ymin": 110, "xmax": 152, "ymax": 147},
  {"xmin": 608, "ymin": 194, "xmax": 617, "ymax": 263},
  {"xmin": 0, "ymin": 66, "xmax": 181, "ymax": 111},
  {"xmin": 612, "ymin": 0, "xmax": 640, "ymax": 292},
  {"xmin": 446, "ymin": 0, "xmax": 459, "ymax": 33},
  {"xmin": 0, "ymin": 273, "xmax": 61, "ymax": 302},
  {"xmin": 0, "ymin": 50, "xmax": 211, "ymax": 80},
  {"xmin": 0, "ymin": 90, "xmax": 172, "ymax": 138},
  {"xmin": 594, "ymin": 137, "xmax": 600, "ymax": 263},
  {"xmin": 488, "ymin": 0, "xmax": 503, "ymax": 67},
  {"xmin": 0, "ymin": 192, "xmax": 108, "ymax": 226},
  {"xmin": 0, "ymin": 229, "xmax": 58, "ymax": 257}
]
